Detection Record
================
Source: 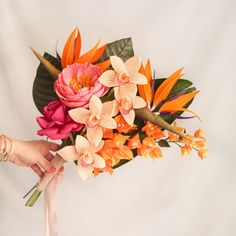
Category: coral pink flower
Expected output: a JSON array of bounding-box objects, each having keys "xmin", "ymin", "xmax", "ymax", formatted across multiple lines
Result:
[
  {"xmin": 37, "ymin": 100, "xmax": 83, "ymax": 140},
  {"xmin": 69, "ymin": 95, "xmax": 117, "ymax": 146},
  {"xmin": 111, "ymin": 85, "xmax": 146, "ymax": 126},
  {"xmin": 99, "ymin": 56, "xmax": 147, "ymax": 91},
  {"xmin": 54, "ymin": 63, "xmax": 108, "ymax": 108},
  {"xmin": 57, "ymin": 135, "xmax": 105, "ymax": 180}
]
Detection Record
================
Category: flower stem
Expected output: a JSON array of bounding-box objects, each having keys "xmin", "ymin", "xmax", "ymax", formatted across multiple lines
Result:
[{"xmin": 25, "ymin": 189, "xmax": 42, "ymax": 207}]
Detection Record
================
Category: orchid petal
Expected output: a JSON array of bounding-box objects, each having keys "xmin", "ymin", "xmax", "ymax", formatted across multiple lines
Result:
[
  {"xmin": 75, "ymin": 135, "xmax": 89, "ymax": 155},
  {"xmin": 69, "ymin": 108, "xmax": 89, "ymax": 124},
  {"xmin": 100, "ymin": 115, "xmax": 117, "ymax": 129},
  {"xmin": 57, "ymin": 146, "xmax": 78, "ymax": 162},
  {"xmin": 89, "ymin": 140, "xmax": 104, "ymax": 153},
  {"xmin": 87, "ymin": 126, "xmax": 103, "ymax": 146},
  {"xmin": 133, "ymin": 96, "xmax": 147, "ymax": 109},
  {"xmin": 110, "ymin": 56, "xmax": 126, "ymax": 74},
  {"xmin": 92, "ymin": 154, "xmax": 106, "ymax": 168},
  {"xmin": 102, "ymin": 101, "xmax": 116, "ymax": 116},
  {"xmin": 119, "ymin": 83, "xmax": 137, "ymax": 100},
  {"xmin": 98, "ymin": 70, "xmax": 117, "ymax": 87},
  {"xmin": 130, "ymin": 72, "xmax": 147, "ymax": 85},
  {"xmin": 125, "ymin": 56, "xmax": 141, "ymax": 74},
  {"xmin": 77, "ymin": 165, "xmax": 93, "ymax": 180},
  {"xmin": 122, "ymin": 109, "xmax": 135, "ymax": 126},
  {"xmin": 89, "ymin": 96, "xmax": 103, "ymax": 116}
]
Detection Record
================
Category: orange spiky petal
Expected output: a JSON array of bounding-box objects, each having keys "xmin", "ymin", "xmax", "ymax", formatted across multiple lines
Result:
[
  {"xmin": 159, "ymin": 90, "xmax": 199, "ymax": 113},
  {"xmin": 90, "ymin": 44, "xmax": 108, "ymax": 63},
  {"xmin": 95, "ymin": 59, "xmax": 111, "ymax": 71},
  {"xmin": 75, "ymin": 40, "xmax": 100, "ymax": 64},
  {"xmin": 152, "ymin": 67, "xmax": 184, "ymax": 110}
]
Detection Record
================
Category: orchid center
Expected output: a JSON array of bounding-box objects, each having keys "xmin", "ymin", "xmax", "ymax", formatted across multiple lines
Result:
[
  {"xmin": 81, "ymin": 152, "xmax": 94, "ymax": 168},
  {"xmin": 120, "ymin": 98, "xmax": 133, "ymax": 115},
  {"xmin": 86, "ymin": 114, "xmax": 101, "ymax": 128},
  {"xmin": 116, "ymin": 72, "xmax": 130, "ymax": 85}
]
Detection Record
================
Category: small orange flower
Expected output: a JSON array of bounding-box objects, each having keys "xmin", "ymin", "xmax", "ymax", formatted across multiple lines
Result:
[
  {"xmin": 168, "ymin": 123, "xmax": 185, "ymax": 141},
  {"xmin": 128, "ymin": 134, "xmax": 142, "ymax": 149},
  {"xmin": 115, "ymin": 115, "xmax": 137, "ymax": 133},
  {"xmin": 180, "ymin": 145, "xmax": 192, "ymax": 156},
  {"xmin": 194, "ymin": 129, "xmax": 206, "ymax": 140},
  {"xmin": 193, "ymin": 140, "xmax": 206, "ymax": 149},
  {"xmin": 142, "ymin": 121, "xmax": 165, "ymax": 140},
  {"xmin": 137, "ymin": 137, "xmax": 162, "ymax": 159},
  {"xmin": 198, "ymin": 148, "xmax": 208, "ymax": 159}
]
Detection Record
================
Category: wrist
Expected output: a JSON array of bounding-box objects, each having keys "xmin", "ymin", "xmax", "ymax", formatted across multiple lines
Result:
[{"xmin": 0, "ymin": 135, "xmax": 13, "ymax": 162}]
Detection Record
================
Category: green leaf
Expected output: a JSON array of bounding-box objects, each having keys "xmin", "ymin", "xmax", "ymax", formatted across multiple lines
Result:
[
  {"xmin": 32, "ymin": 53, "xmax": 61, "ymax": 113},
  {"xmin": 97, "ymin": 38, "xmax": 134, "ymax": 63},
  {"xmin": 158, "ymin": 139, "xmax": 170, "ymax": 147}
]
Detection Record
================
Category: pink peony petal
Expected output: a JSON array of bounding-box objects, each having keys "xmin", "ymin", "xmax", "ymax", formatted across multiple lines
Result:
[
  {"xmin": 37, "ymin": 117, "xmax": 49, "ymax": 129},
  {"xmin": 77, "ymin": 165, "xmax": 93, "ymax": 180},
  {"xmin": 98, "ymin": 70, "xmax": 117, "ymax": 87},
  {"xmin": 69, "ymin": 108, "xmax": 90, "ymax": 124},
  {"xmin": 110, "ymin": 56, "xmax": 126, "ymax": 74},
  {"xmin": 87, "ymin": 126, "xmax": 103, "ymax": 146},
  {"xmin": 92, "ymin": 154, "xmax": 106, "ymax": 168},
  {"xmin": 133, "ymin": 96, "xmax": 147, "ymax": 109},
  {"xmin": 89, "ymin": 96, "xmax": 103, "ymax": 116},
  {"xmin": 100, "ymin": 115, "xmax": 117, "ymax": 129},
  {"xmin": 52, "ymin": 106, "xmax": 65, "ymax": 123},
  {"xmin": 59, "ymin": 123, "xmax": 83, "ymax": 135},
  {"xmin": 125, "ymin": 56, "xmax": 141, "ymax": 74},
  {"xmin": 75, "ymin": 135, "xmax": 90, "ymax": 156},
  {"xmin": 57, "ymin": 146, "xmax": 78, "ymax": 161}
]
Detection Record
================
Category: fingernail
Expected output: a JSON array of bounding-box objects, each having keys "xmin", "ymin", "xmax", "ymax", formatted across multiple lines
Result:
[{"xmin": 49, "ymin": 166, "xmax": 56, "ymax": 173}]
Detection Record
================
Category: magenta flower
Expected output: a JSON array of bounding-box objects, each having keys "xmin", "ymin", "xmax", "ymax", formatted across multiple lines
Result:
[
  {"xmin": 54, "ymin": 63, "xmax": 109, "ymax": 108},
  {"xmin": 37, "ymin": 100, "xmax": 83, "ymax": 140}
]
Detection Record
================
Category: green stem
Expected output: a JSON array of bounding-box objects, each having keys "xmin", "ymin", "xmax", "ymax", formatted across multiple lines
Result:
[{"xmin": 25, "ymin": 189, "xmax": 42, "ymax": 207}]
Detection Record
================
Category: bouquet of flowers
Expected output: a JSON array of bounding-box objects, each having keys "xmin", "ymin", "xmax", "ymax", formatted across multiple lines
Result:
[{"xmin": 25, "ymin": 28, "xmax": 207, "ymax": 207}]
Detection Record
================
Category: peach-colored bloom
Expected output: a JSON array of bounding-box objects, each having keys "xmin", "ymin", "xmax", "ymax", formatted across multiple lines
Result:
[
  {"xmin": 98, "ymin": 56, "xmax": 147, "ymax": 91},
  {"xmin": 111, "ymin": 86, "xmax": 146, "ymax": 126},
  {"xmin": 142, "ymin": 121, "xmax": 165, "ymax": 140},
  {"xmin": 57, "ymin": 135, "xmax": 105, "ymax": 180},
  {"xmin": 69, "ymin": 95, "xmax": 117, "ymax": 146},
  {"xmin": 137, "ymin": 137, "xmax": 162, "ymax": 159}
]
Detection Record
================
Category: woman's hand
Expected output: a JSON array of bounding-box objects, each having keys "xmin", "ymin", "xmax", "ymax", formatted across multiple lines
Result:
[{"xmin": 8, "ymin": 139, "xmax": 63, "ymax": 177}]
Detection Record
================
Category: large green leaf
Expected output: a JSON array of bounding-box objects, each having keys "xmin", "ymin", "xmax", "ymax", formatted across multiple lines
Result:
[
  {"xmin": 97, "ymin": 38, "xmax": 134, "ymax": 63},
  {"xmin": 32, "ymin": 53, "xmax": 61, "ymax": 113}
]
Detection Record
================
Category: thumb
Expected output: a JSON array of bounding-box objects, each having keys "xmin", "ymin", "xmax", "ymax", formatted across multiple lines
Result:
[{"xmin": 37, "ymin": 157, "xmax": 56, "ymax": 173}]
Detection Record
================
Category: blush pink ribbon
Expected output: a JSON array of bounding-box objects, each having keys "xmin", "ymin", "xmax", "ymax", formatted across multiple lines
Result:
[{"xmin": 38, "ymin": 155, "xmax": 65, "ymax": 236}]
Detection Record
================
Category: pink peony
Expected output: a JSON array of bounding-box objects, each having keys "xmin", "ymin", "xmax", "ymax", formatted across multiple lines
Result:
[
  {"xmin": 37, "ymin": 100, "xmax": 83, "ymax": 140},
  {"xmin": 54, "ymin": 63, "xmax": 109, "ymax": 108}
]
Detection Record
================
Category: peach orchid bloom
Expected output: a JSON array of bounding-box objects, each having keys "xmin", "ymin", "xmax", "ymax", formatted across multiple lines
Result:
[
  {"xmin": 98, "ymin": 56, "xmax": 147, "ymax": 90},
  {"xmin": 111, "ymin": 85, "xmax": 146, "ymax": 126},
  {"xmin": 69, "ymin": 95, "xmax": 117, "ymax": 146},
  {"xmin": 57, "ymin": 135, "xmax": 105, "ymax": 180}
]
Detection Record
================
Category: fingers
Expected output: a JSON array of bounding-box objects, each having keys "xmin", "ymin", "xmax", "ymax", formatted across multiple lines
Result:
[
  {"xmin": 45, "ymin": 152, "xmax": 54, "ymax": 161},
  {"xmin": 31, "ymin": 164, "xmax": 44, "ymax": 177},
  {"xmin": 47, "ymin": 142, "xmax": 60, "ymax": 152},
  {"xmin": 37, "ymin": 157, "xmax": 56, "ymax": 173}
]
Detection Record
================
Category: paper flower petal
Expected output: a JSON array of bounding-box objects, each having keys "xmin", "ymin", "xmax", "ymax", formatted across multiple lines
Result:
[
  {"xmin": 57, "ymin": 146, "xmax": 78, "ymax": 161},
  {"xmin": 89, "ymin": 95, "xmax": 103, "ymax": 116},
  {"xmin": 92, "ymin": 154, "xmax": 106, "ymax": 168},
  {"xmin": 125, "ymin": 56, "xmax": 141, "ymax": 74},
  {"xmin": 110, "ymin": 56, "xmax": 126, "ymax": 74},
  {"xmin": 87, "ymin": 126, "xmax": 103, "ymax": 146},
  {"xmin": 69, "ymin": 108, "xmax": 89, "ymax": 124},
  {"xmin": 78, "ymin": 165, "xmax": 93, "ymax": 180},
  {"xmin": 98, "ymin": 70, "xmax": 117, "ymax": 87}
]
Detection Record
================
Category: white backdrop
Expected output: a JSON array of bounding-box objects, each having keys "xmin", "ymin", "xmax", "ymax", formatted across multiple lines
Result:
[{"xmin": 0, "ymin": 0, "xmax": 236, "ymax": 235}]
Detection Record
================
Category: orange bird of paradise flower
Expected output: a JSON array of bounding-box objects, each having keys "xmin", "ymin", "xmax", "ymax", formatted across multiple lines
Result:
[
  {"xmin": 138, "ymin": 60, "xmax": 200, "ymax": 119},
  {"xmin": 60, "ymin": 27, "xmax": 110, "ymax": 71}
]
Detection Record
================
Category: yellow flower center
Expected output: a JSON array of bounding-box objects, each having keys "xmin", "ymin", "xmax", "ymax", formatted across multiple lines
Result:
[
  {"xmin": 120, "ymin": 98, "xmax": 132, "ymax": 114},
  {"xmin": 69, "ymin": 74, "xmax": 94, "ymax": 93},
  {"xmin": 88, "ymin": 114, "xmax": 101, "ymax": 126}
]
